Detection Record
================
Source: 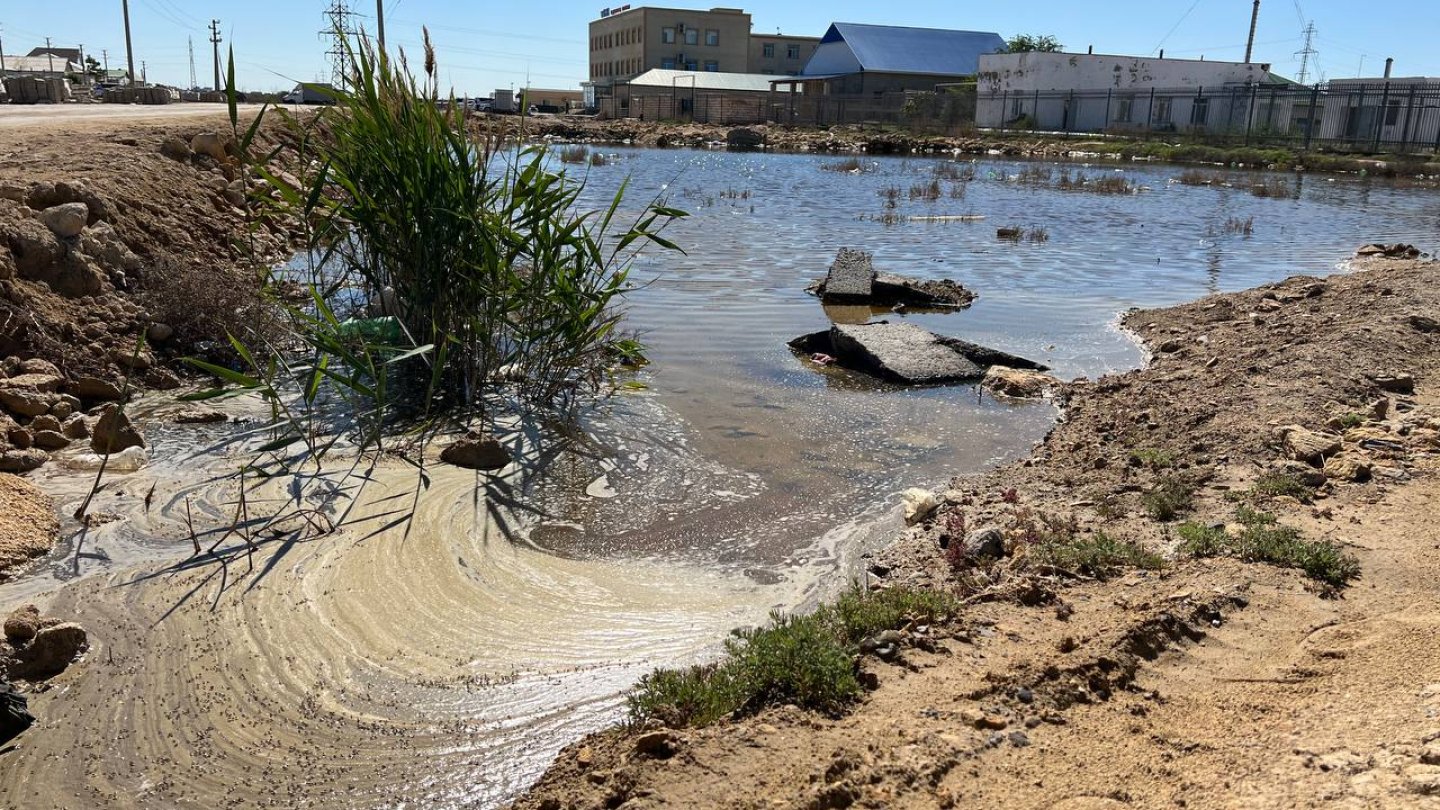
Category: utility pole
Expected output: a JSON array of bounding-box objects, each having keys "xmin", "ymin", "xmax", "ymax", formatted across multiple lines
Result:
[
  {"xmin": 1244, "ymin": 0, "xmax": 1260, "ymax": 63},
  {"xmin": 45, "ymin": 37, "xmax": 54, "ymax": 75},
  {"xmin": 122, "ymin": 0, "xmax": 137, "ymax": 87},
  {"xmin": 188, "ymin": 36, "xmax": 197, "ymax": 90},
  {"xmin": 102, "ymin": 49, "xmax": 109, "ymax": 72},
  {"xmin": 376, "ymin": 0, "xmax": 386, "ymax": 54},
  {"xmin": 141, "ymin": 60, "xmax": 146, "ymax": 84},
  {"xmin": 209, "ymin": 19, "xmax": 222, "ymax": 90},
  {"xmin": 1295, "ymin": 21, "xmax": 1317, "ymax": 85},
  {"xmin": 0, "ymin": 25, "xmax": 8, "ymax": 81}
]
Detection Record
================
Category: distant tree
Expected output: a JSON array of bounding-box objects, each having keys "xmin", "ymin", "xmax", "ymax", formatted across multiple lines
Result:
[
  {"xmin": 84, "ymin": 55, "xmax": 104, "ymax": 81},
  {"xmin": 1002, "ymin": 34, "xmax": 1063, "ymax": 54}
]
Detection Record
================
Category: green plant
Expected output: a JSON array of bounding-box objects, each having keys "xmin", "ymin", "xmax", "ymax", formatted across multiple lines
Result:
[
  {"xmin": 199, "ymin": 32, "xmax": 684, "ymax": 458},
  {"xmin": 1142, "ymin": 476, "xmax": 1195, "ymax": 521},
  {"xmin": 1130, "ymin": 448, "xmax": 1176, "ymax": 469},
  {"xmin": 1335, "ymin": 412, "xmax": 1365, "ymax": 430},
  {"xmin": 627, "ymin": 586, "xmax": 958, "ymax": 728},
  {"xmin": 1222, "ymin": 215, "xmax": 1254, "ymax": 235},
  {"xmin": 1181, "ymin": 509, "xmax": 1359, "ymax": 588},
  {"xmin": 558, "ymin": 144, "xmax": 590, "ymax": 164},
  {"xmin": 1032, "ymin": 531, "xmax": 1165, "ymax": 579},
  {"xmin": 1251, "ymin": 471, "xmax": 1314, "ymax": 502},
  {"xmin": 822, "ymin": 156, "xmax": 868, "ymax": 173}
]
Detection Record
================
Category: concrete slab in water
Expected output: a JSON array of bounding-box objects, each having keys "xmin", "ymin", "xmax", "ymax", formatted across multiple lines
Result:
[
  {"xmin": 822, "ymin": 248, "xmax": 874, "ymax": 298},
  {"xmin": 829, "ymin": 322, "xmax": 984, "ymax": 384}
]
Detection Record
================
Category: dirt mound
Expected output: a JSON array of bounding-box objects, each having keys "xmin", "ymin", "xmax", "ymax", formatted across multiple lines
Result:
[
  {"xmin": 0, "ymin": 473, "xmax": 57, "ymax": 579},
  {"xmin": 517, "ymin": 254, "xmax": 1440, "ymax": 809}
]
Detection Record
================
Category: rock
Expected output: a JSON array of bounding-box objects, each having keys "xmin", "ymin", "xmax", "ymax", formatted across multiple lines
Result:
[
  {"xmin": 159, "ymin": 136, "xmax": 193, "ymax": 161},
  {"xmin": 0, "ymin": 378, "xmax": 58, "ymax": 417},
  {"xmin": 901, "ymin": 488, "xmax": 939, "ymax": 525},
  {"xmin": 1411, "ymin": 315, "xmax": 1440, "ymax": 334},
  {"xmin": 144, "ymin": 367, "xmax": 182, "ymax": 390},
  {"xmin": 78, "ymin": 222, "xmax": 141, "ymax": 272},
  {"xmin": 1157, "ymin": 339, "xmax": 1183, "ymax": 353},
  {"xmin": 1008, "ymin": 731, "xmax": 1031, "ymax": 747},
  {"xmin": 1281, "ymin": 425, "xmax": 1342, "ymax": 465},
  {"xmin": 3, "ymin": 605, "xmax": 41, "ymax": 643},
  {"xmin": 819, "ymin": 248, "xmax": 874, "ymax": 299},
  {"xmin": 963, "ymin": 526, "xmax": 1006, "ymax": 560},
  {"xmin": 6, "ymin": 426, "xmax": 32, "ymax": 449},
  {"xmin": 0, "ymin": 448, "xmax": 48, "ymax": 472},
  {"xmin": 1369, "ymin": 373, "xmax": 1415, "ymax": 394},
  {"xmin": 576, "ymin": 745, "xmax": 595, "ymax": 768},
  {"xmin": 37, "ymin": 202, "xmax": 90, "ymax": 239},
  {"xmin": 147, "ymin": 323, "xmax": 175, "ymax": 343},
  {"xmin": 190, "ymin": 132, "xmax": 234, "ymax": 162},
  {"xmin": 17, "ymin": 359, "xmax": 59, "ymax": 377},
  {"xmin": 439, "ymin": 432, "xmax": 511, "ymax": 470},
  {"xmin": 31, "ymin": 430, "xmax": 69, "ymax": 451},
  {"xmin": 983, "ymin": 366, "xmax": 1060, "ymax": 399},
  {"xmin": 725, "ymin": 128, "xmax": 764, "ymax": 148},
  {"xmin": 829, "ymin": 322, "xmax": 983, "ymax": 384},
  {"xmin": 6, "ymin": 216, "xmax": 63, "ymax": 278},
  {"xmin": 90, "ymin": 403, "xmax": 146, "ymax": 454},
  {"xmin": 1323, "ymin": 455, "xmax": 1371, "ymax": 483},
  {"xmin": 109, "ymin": 347, "xmax": 152, "ymax": 370},
  {"xmin": 870, "ymin": 273, "xmax": 976, "ymax": 308},
  {"xmin": 633, "ymin": 730, "xmax": 678, "ymax": 759},
  {"xmin": 49, "ymin": 400, "xmax": 73, "ymax": 420},
  {"xmin": 1406, "ymin": 764, "xmax": 1440, "ymax": 796},
  {"xmin": 70, "ymin": 376, "xmax": 123, "ymax": 401},
  {"xmin": 174, "ymin": 408, "xmax": 228, "ymax": 424},
  {"xmin": 61, "ymin": 414, "xmax": 89, "ymax": 439},
  {"xmin": 51, "ymin": 251, "xmax": 107, "ymax": 297},
  {"xmin": 875, "ymin": 629, "xmax": 904, "ymax": 646},
  {"xmin": 1269, "ymin": 460, "xmax": 1326, "ymax": 488},
  {"xmin": 7, "ymin": 622, "xmax": 88, "ymax": 680},
  {"xmin": 29, "ymin": 414, "xmax": 62, "ymax": 434},
  {"xmin": 963, "ymin": 709, "xmax": 1008, "ymax": 730}
]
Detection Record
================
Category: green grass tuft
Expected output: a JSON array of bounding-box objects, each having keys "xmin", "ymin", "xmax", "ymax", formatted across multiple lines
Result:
[
  {"xmin": 1142, "ymin": 476, "xmax": 1195, "ymax": 521},
  {"xmin": 1130, "ymin": 448, "xmax": 1176, "ymax": 469},
  {"xmin": 1179, "ymin": 509, "xmax": 1360, "ymax": 588},
  {"xmin": 1251, "ymin": 471, "xmax": 1315, "ymax": 502},
  {"xmin": 1032, "ymin": 531, "xmax": 1166, "ymax": 579}
]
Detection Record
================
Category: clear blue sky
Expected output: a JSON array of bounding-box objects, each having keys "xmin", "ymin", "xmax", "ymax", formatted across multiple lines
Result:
[{"xmin": 2, "ymin": 1, "xmax": 1433, "ymax": 93}]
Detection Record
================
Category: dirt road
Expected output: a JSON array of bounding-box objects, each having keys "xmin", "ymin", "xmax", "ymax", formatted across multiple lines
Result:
[{"xmin": 0, "ymin": 103, "xmax": 260, "ymax": 132}]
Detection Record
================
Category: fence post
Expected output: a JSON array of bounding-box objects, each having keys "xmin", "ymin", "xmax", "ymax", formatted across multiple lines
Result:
[
  {"xmin": 1066, "ymin": 90, "xmax": 1074, "ymax": 132},
  {"xmin": 1000, "ymin": 89, "xmax": 1008, "ymax": 131},
  {"xmin": 1146, "ymin": 87, "xmax": 1155, "ymax": 132},
  {"xmin": 1103, "ymin": 88, "xmax": 1112, "ymax": 131},
  {"xmin": 1373, "ymin": 82, "xmax": 1390, "ymax": 151},
  {"xmin": 1245, "ymin": 83, "xmax": 1257, "ymax": 144},
  {"xmin": 1303, "ymin": 84, "xmax": 1319, "ymax": 150},
  {"xmin": 1032, "ymin": 89, "xmax": 1039, "ymax": 128}
]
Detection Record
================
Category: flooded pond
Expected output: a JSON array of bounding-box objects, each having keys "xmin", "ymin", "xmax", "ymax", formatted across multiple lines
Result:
[{"xmin": 2, "ymin": 148, "xmax": 1437, "ymax": 808}]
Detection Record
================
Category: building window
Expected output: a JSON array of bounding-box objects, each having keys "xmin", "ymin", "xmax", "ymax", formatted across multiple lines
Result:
[
  {"xmin": 786, "ymin": 44, "xmax": 801, "ymax": 59},
  {"xmin": 704, "ymin": 60, "xmax": 719, "ymax": 71},
  {"xmin": 661, "ymin": 57, "xmax": 676, "ymax": 69},
  {"xmin": 1011, "ymin": 98, "xmax": 1024, "ymax": 118},
  {"xmin": 706, "ymin": 29, "xmax": 719, "ymax": 46},
  {"xmin": 1155, "ymin": 97, "xmax": 1173, "ymax": 123},
  {"xmin": 685, "ymin": 60, "xmax": 698, "ymax": 71},
  {"xmin": 763, "ymin": 43, "xmax": 775, "ymax": 58},
  {"xmin": 685, "ymin": 28, "xmax": 699, "ymax": 46},
  {"xmin": 1115, "ymin": 94, "xmax": 1134, "ymax": 123},
  {"xmin": 662, "ymin": 27, "xmax": 675, "ymax": 44},
  {"xmin": 1385, "ymin": 99, "xmax": 1402, "ymax": 126},
  {"xmin": 1190, "ymin": 97, "xmax": 1209, "ymax": 125}
]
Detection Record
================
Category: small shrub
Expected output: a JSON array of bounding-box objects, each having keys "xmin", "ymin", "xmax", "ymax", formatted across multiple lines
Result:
[
  {"xmin": 1033, "ymin": 532, "xmax": 1166, "ymax": 579},
  {"xmin": 1222, "ymin": 215, "xmax": 1254, "ymax": 235},
  {"xmin": 933, "ymin": 161, "xmax": 975, "ymax": 181},
  {"xmin": 1025, "ymin": 226, "xmax": 1049, "ymax": 243},
  {"xmin": 829, "ymin": 585, "xmax": 960, "ymax": 642},
  {"xmin": 908, "ymin": 179, "xmax": 942, "ymax": 201},
  {"xmin": 589, "ymin": 152, "xmax": 610, "ymax": 167},
  {"xmin": 1335, "ymin": 412, "xmax": 1365, "ymax": 430},
  {"xmin": 1142, "ymin": 476, "xmax": 1195, "ymax": 521},
  {"xmin": 1183, "ymin": 509, "xmax": 1359, "ymax": 588},
  {"xmin": 1130, "ymin": 448, "xmax": 1176, "ymax": 469},
  {"xmin": 1251, "ymin": 471, "xmax": 1314, "ymax": 502},
  {"xmin": 1056, "ymin": 170, "xmax": 1135, "ymax": 194},
  {"xmin": 1177, "ymin": 169, "xmax": 1226, "ymax": 186},
  {"xmin": 1250, "ymin": 176, "xmax": 1295, "ymax": 199},
  {"xmin": 944, "ymin": 511, "xmax": 968, "ymax": 571},
  {"xmin": 1016, "ymin": 165, "xmax": 1052, "ymax": 185},
  {"xmin": 878, "ymin": 185, "xmax": 900, "ymax": 208},
  {"xmin": 558, "ymin": 144, "xmax": 589, "ymax": 164},
  {"xmin": 822, "ymin": 156, "xmax": 867, "ymax": 173}
]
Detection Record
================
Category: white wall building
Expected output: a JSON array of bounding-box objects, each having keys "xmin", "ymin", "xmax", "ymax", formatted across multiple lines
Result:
[
  {"xmin": 1318, "ymin": 77, "xmax": 1440, "ymax": 149},
  {"xmin": 976, "ymin": 52, "xmax": 1275, "ymax": 133}
]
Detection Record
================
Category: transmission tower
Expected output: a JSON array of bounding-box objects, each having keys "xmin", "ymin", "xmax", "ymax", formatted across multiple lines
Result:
[
  {"xmin": 1295, "ymin": 21, "xmax": 1317, "ymax": 85},
  {"xmin": 188, "ymin": 36, "xmax": 197, "ymax": 90},
  {"xmin": 321, "ymin": 0, "xmax": 358, "ymax": 89}
]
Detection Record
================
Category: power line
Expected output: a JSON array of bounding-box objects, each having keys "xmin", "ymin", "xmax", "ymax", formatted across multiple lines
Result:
[{"xmin": 1151, "ymin": 0, "xmax": 1203, "ymax": 56}]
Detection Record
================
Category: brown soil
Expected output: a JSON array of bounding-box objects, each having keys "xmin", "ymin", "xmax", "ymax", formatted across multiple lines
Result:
[
  {"xmin": 0, "ymin": 473, "xmax": 57, "ymax": 579},
  {"xmin": 517, "ymin": 254, "xmax": 1440, "ymax": 810}
]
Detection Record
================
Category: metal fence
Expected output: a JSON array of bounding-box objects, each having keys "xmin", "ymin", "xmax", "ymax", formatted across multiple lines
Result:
[{"xmin": 977, "ymin": 82, "xmax": 1440, "ymax": 153}]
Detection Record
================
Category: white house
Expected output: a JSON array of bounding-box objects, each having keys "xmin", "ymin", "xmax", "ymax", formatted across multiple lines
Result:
[
  {"xmin": 976, "ymin": 51, "xmax": 1277, "ymax": 133},
  {"xmin": 1318, "ymin": 77, "xmax": 1440, "ymax": 150}
]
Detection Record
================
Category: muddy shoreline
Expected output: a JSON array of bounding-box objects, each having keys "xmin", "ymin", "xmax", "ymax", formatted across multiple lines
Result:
[{"xmin": 516, "ymin": 253, "xmax": 1440, "ymax": 809}]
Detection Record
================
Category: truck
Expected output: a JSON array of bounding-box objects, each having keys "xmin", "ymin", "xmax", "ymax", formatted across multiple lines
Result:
[
  {"xmin": 490, "ymin": 89, "xmax": 516, "ymax": 113},
  {"xmin": 282, "ymin": 83, "xmax": 339, "ymax": 105}
]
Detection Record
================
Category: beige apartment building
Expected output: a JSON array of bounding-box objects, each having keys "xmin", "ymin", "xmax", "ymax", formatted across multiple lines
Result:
[{"xmin": 587, "ymin": 6, "xmax": 820, "ymax": 89}]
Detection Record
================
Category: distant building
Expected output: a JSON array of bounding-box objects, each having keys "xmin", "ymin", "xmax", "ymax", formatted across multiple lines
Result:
[
  {"xmin": 588, "ymin": 6, "xmax": 752, "ymax": 87},
  {"xmin": 748, "ymin": 33, "xmax": 819, "ymax": 76},
  {"xmin": 788, "ymin": 23, "xmax": 1006, "ymax": 95},
  {"xmin": 26, "ymin": 46, "xmax": 82, "ymax": 63},
  {"xmin": 2, "ymin": 53, "xmax": 81, "ymax": 79},
  {"xmin": 1319, "ymin": 77, "xmax": 1440, "ymax": 149},
  {"xmin": 975, "ymin": 51, "xmax": 1277, "ymax": 132},
  {"xmin": 523, "ymin": 87, "xmax": 585, "ymax": 113},
  {"xmin": 600, "ymin": 68, "xmax": 777, "ymax": 123}
]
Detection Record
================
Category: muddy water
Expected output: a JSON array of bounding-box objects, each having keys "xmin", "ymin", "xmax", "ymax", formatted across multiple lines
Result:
[{"xmin": 3, "ymin": 150, "xmax": 1438, "ymax": 808}]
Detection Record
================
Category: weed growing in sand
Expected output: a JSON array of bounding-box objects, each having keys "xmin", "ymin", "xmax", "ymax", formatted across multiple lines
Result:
[
  {"xmin": 557, "ymin": 144, "xmax": 590, "ymax": 164},
  {"xmin": 1142, "ymin": 476, "xmax": 1195, "ymax": 521},
  {"xmin": 933, "ymin": 161, "xmax": 976, "ymax": 182},
  {"xmin": 1129, "ymin": 448, "xmax": 1176, "ymax": 469},
  {"xmin": 1179, "ymin": 508, "xmax": 1359, "ymax": 588},
  {"xmin": 1335, "ymin": 412, "xmax": 1366, "ymax": 430},
  {"xmin": 1177, "ymin": 169, "xmax": 1228, "ymax": 186},
  {"xmin": 627, "ymin": 586, "xmax": 959, "ymax": 728},
  {"xmin": 908, "ymin": 179, "xmax": 942, "ymax": 201},
  {"xmin": 1251, "ymin": 471, "xmax": 1315, "ymax": 502},
  {"xmin": 1032, "ymin": 532, "xmax": 1165, "ymax": 579},
  {"xmin": 1250, "ymin": 176, "xmax": 1295, "ymax": 199},
  {"xmin": 1057, "ymin": 171, "xmax": 1136, "ymax": 194}
]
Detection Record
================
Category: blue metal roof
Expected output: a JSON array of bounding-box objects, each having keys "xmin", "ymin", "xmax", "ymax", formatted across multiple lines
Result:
[{"xmin": 804, "ymin": 23, "xmax": 1005, "ymax": 77}]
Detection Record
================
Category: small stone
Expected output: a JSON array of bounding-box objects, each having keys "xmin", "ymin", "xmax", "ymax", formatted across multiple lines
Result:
[
  {"xmin": 6, "ymin": 426, "xmax": 33, "ymax": 449},
  {"xmin": 1008, "ymin": 731, "xmax": 1031, "ymax": 747},
  {"xmin": 0, "ymin": 448, "xmax": 49, "ymax": 473},
  {"xmin": 1370, "ymin": 373, "xmax": 1415, "ymax": 395},
  {"xmin": 634, "ymin": 730, "xmax": 678, "ymax": 759},
  {"xmin": 9, "ymin": 621, "xmax": 88, "ymax": 680},
  {"xmin": 147, "ymin": 323, "xmax": 175, "ymax": 343},
  {"xmin": 91, "ymin": 403, "xmax": 146, "ymax": 454},
  {"xmin": 1421, "ymin": 742, "xmax": 1440, "ymax": 766},
  {"xmin": 62, "ymin": 414, "xmax": 89, "ymax": 440},
  {"xmin": 982, "ymin": 365, "xmax": 1061, "ymax": 399},
  {"xmin": 31, "ymin": 430, "xmax": 70, "ymax": 450},
  {"xmin": 576, "ymin": 745, "xmax": 594, "ymax": 768},
  {"xmin": 173, "ymin": 408, "xmax": 228, "ymax": 425},
  {"xmin": 49, "ymin": 400, "xmax": 74, "ymax": 420},
  {"xmin": 37, "ymin": 202, "xmax": 90, "ymax": 239},
  {"xmin": 3, "ymin": 605, "xmax": 41, "ymax": 643},
  {"xmin": 1281, "ymin": 425, "xmax": 1342, "ymax": 465},
  {"xmin": 963, "ymin": 526, "xmax": 1006, "ymax": 560},
  {"xmin": 900, "ymin": 488, "xmax": 939, "ymax": 525},
  {"xmin": 1323, "ymin": 455, "xmax": 1371, "ymax": 483},
  {"xmin": 1015, "ymin": 687, "xmax": 1035, "ymax": 704},
  {"xmin": 1157, "ymin": 339, "xmax": 1182, "ymax": 353},
  {"xmin": 159, "ymin": 136, "xmax": 193, "ymax": 161},
  {"xmin": 70, "ymin": 376, "xmax": 124, "ymax": 402},
  {"xmin": 439, "ymin": 431, "xmax": 511, "ymax": 470}
]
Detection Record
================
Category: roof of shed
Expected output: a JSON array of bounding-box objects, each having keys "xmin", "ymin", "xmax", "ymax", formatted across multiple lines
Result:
[
  {"xmin": 626, "ymin": 69, "xmax": 777, "ymax": 92},
  {"xmin": 813, "ymin": 23, "xmax": 1005, "ymax": 76}
]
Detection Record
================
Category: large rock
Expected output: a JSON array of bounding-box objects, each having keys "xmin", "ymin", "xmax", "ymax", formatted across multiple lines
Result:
[
  {"xmin": 983, "ymin": 366, "xmax": 1061, "ymax": 399},
  {"xmin": 69, "ymin": 376, "xmax": 124, "ymax": 402},
  {"xmin": 90, "ymin": 403, "xmax": 146, "ymax": 454},
  {"xmin": 32, "ymin": 430, "xmax": 70, "ymax": 451},
  {"xmin": 5, "ymin": 217, "xmax": 63, "ymax": 278},
  {"xmin": 159, "ymin": 136, "xmax": 193, "ymax": 161},
  {"xmin": 0, "ymin": 449, "xmax": 48, "ymax": 473},
  {"xmin": 1280, "ymin": 425, "xmax": 1341, "ymax": 466},
  {"xmin": 963, "ymin": 526, "xmax": 1006, "ymax": 560},
  {"xmin": 190, "ymin": 132, "xmax": 233, "ymax": 162},
  {"xmin": 440, "ymin": 432, "xmax": 512, "ymax": 470},
  {"xmin": 37, "ymin": 203, "xmax": 89, "ymax": 239},
  {"xmin": 820, "ymin": 248, "xmax": 875, "ymax": 299},
  {"xmin": 0, "ymin": 377, "xmax": 59, "ymax": 417},
  {"xmin": 7, "ymin": 622, "xmax": 88, "ymax": 680},
  {"xmin": 901, "ymin": 488, "xmax": 939, "ymax": 525},
  {"xmin": 3, "ymin": 606, "xmax": 40, "ymax": 643},
  {"xmin": 808, "ymin": 249, "xmax": 976, "ymax": 309},
  {"xmin": 790, "ymin": 322, "xmax": 1046, "ymax": 386}
]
